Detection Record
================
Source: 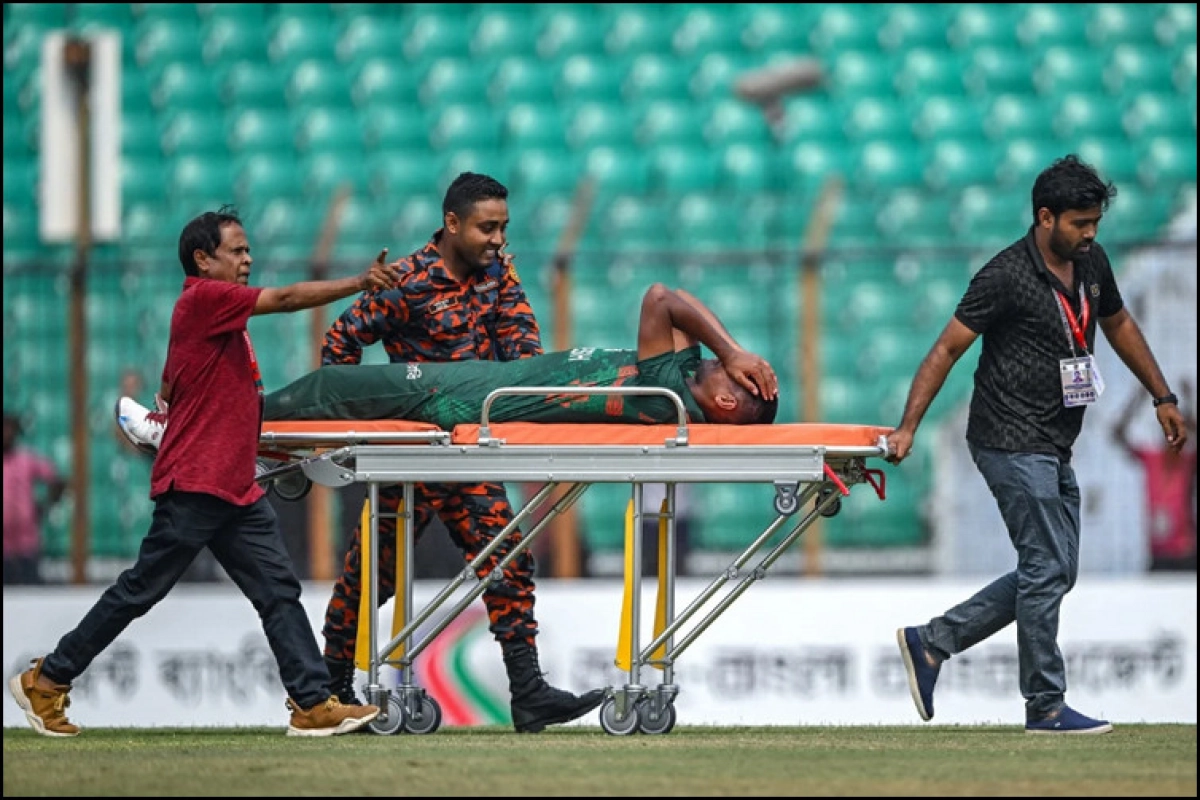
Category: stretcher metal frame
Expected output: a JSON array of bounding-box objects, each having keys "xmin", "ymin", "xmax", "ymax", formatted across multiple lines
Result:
[{"xmin": 257, "ymin": 386, "xmax": 891, "ymax": 736}]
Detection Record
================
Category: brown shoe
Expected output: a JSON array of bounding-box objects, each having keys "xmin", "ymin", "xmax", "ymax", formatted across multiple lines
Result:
[
  {"xmin": 286, "ymin": 696, "xmax": 380, "ymax": 737},
  {"xmin": 8, "ymin": 658, "xmax": 80, "ymax": 737}
]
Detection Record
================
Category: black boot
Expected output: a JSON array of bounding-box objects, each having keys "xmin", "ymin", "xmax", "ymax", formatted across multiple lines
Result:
[
  {"xmin": 324, "ymin": 656, "xmax": 362, "ymax": 706},
  {"xmin": 502, "ymin": 641, "xmax": 605, "ymax": 733}
]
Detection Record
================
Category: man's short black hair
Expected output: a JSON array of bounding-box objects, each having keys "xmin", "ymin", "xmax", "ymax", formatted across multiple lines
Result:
[
  {"xmin": 442, "ymin": 172, "xmax": 508, "ymax": 220},
  {"xmin": 1031, "ymin": 154, "xmax": 1118, "ymax": 221},
  {"xmin": 178, "ymin": 204, "xmax": 243, "ymax": 277}
]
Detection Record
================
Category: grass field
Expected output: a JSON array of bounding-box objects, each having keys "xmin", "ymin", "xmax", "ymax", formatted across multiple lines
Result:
[{"xmin": 3, "ymin": 724, "xmax": 1196, "ymax": 796}]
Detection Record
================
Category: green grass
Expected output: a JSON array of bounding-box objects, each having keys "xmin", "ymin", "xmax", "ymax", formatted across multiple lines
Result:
[{"xmin": 3, "ymin": 725, "xmax": 1196, "ymax": 796}]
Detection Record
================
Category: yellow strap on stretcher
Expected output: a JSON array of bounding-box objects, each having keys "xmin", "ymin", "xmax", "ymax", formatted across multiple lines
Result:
[
  {"xmin": 615, "ymin": 498, "xmax": 669, "ymax": 672},
  {"xmin": 353, "ymin": 497, "xmax": 406, "ymax": 671}
]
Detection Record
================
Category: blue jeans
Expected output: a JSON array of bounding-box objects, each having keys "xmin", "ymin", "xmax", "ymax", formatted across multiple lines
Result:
[
  {"xmin": 918, "ymin": 444, "xmax": 1081, "ymax": 721},
  {"xmin": 41, "ymin": 492, "xmax": 330, "ymax": 708}
]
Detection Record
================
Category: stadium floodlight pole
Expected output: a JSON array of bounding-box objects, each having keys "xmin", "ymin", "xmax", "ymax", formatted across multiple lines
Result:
[{"xmin": 733, "ymin": 57, "xmax": 824, "ymax": 145}]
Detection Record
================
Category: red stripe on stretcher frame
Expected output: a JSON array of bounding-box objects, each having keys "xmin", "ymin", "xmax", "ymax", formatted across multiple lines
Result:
[{"xmin": 450, "ymin": 422, "xmax": 894, "ymax": 446}]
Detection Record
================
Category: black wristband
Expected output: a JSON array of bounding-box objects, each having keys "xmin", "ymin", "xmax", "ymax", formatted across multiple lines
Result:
[{"xmin": 1153, "ymin": 392, "xmax": 1178, "ymax": 408}]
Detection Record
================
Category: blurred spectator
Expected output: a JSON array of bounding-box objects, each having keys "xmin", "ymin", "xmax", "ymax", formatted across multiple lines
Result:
[
  {"xmin": 1112, "ymin": 379, "xmax": 1197, "ymax": 571},
  {"xmin": 3, "ymin": 411, "xmax": 68, "ymax": 585}
]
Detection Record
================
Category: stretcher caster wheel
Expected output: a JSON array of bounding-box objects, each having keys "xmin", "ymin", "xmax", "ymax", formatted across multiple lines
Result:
[
  {"xmin": 637, "ymin": 703, "xmax": 676, "ymax": 735},
  {"xmin": 816, "ymin": 487, "xmax": 842, "ymax": 518},
  {"xmin": 368, "ymin": 694, "xmax": 405, "ymax": 736},
  {"xmin": 273, "ymin": 469, "xmax": 312, "ymax": 502},
  {"xmin": 598, "ymin": 696, "xmax": 641, "ymax": 736},
  {"xmin": 773, "ymin": 493, "xmax": 799, "ymax": 516},
  {"xmin": 401, "ymin": 695, "xmax": 442, "ymax": 735}
]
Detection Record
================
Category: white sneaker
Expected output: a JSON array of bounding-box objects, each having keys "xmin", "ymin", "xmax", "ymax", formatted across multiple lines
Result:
[{"xmin": 115, "ymin": 396, "xmax": 167, "ymax": 454}]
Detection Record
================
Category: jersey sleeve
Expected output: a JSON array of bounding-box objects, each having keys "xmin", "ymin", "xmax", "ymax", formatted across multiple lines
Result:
[
  {"xmin": 491, "ymin": 256, "xmax": 544, "ymax": 361},
  {"xmin": 1090, "ymin": 243, "xmax": 1125, "ymax": 318},
  {"xmin": 954, "ymin": 260, "xmax": 1012, "ymax": 335}
]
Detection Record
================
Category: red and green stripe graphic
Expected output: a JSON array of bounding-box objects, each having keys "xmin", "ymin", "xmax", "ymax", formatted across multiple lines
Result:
[{"xmin": 411, "ymin": 605, "xmax": 510, "ymax": 726}]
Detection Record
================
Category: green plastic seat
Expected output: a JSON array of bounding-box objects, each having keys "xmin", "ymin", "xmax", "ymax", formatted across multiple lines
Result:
[
  {"xmin": 622, "ymin": 52, "xmax": 694, "ymax": 103},
  {"xmin": 670, "ymin": 192, "xmax": 744, "ymax": 254},
  {"xmin": 566, "ymin": 102, "xmax": 636, "ymax": 150},
  {"xmin": 828, "ymin": 50, "xmax": 900, "ymax": 99},
  {"xmin": 877, "ymin": 4, "xmax": 954, "ymax": 52},
  {"xmin": 1123, "ymin": 92, "xmax": 1198, "ymax": 138},
  {"xmin": 198, "ymin": 2, "xmax": 269, "ymax": 24},
  {"xmin": 808, "ymin": 4, "xmax": 887, "ymax": 54},
  {"xmin": 3, "ymin": 159, "xmax": 37, "ymax": 205},
  {"xmin": 894, "ymin": 48, "xmax": 969, "ymax": 97},
  {"xmin": 1138, "ymin": 135, "xmax": 1198, "ymax": 187},
  {"xmin": 535, "ymin": 6, "xmax": 607, "ymax": 59},
  {"xmin": 581, "ymin": 145, "xmax": 650, "ymax": 194},
  {"xmin": 716, "ymin": 141, "xmax": 775, "ymax": 193},
  {"xmin": 689, "ymin": 51, "xmax": 756, "ymax": 102},
  {"xmin": 556, "ymin": 53, "xmax": 625, "ymax": 105},
  {"xmin": 122, "ymin": 110, "xmax": 163, "ymax": 158},
  {"xmin": 267, "ymin": 15, "xmax": 338, "ymax": 65},
  {"xmin": 227, "ymin": 108, "xmax": 296, "ymax": 154},
  {"xmin": 947, "ymin": 4, "xmax": 1022, "ymax": 49},
  {"xmin": 150, "ymin": 63, "xmax": 219, "ymax": 115},
  {"xmin": 302, "ymin": 151, "xmax": 372, "ymax": 200},
  {"xmin": 1016, "ymin": 4, "xmax": 1089, "ymax": 49},
  {"xmin": 635, "ymin": 101, "xmax": 705, "ymax": 146},
  {"xmin": 1158, "ymin": 4, "xmax": 1197, "ymax": 48},
  {"xmin": 670, "ymin": 5, "xmax": 743, "ymax": 57},
  {"xmin": 1087, "ymin": 3, "xmax": 1162, "ymax": 46},
  {"xmin": 367, "ymin": 150, "xmax": 442, "ymax": 198},
  {"xmin": 778, "ymin": 95, "xmax": 847, "ymax": 145},
  {"xmin": 120, "ymin": 158, "xmax": 170, "ymax": 209},
  {"xmin": 986, "ymin": 94, "xmax": 1057, "ymax": 142},
  {"xmin": 236, "ymin": 154, "xmax": 306, "ymax": 206},
  {"xmin": 160, "ymin": 110, "xmax": 226, "ymax": 156},
  {"xmin": 1053, "ymin": 92, "xmax": 1127, "ymax": 140},
  {"xmin": 428, "ymin": 104, "xmax": 501, "ymax": 151},
  {"xmin": 844, "ymin": 96, "xmax": 914, "ymax": 142},
  {"xmin": 1034, "ymin": 45, "xmax": 1109, "ymax": 97},
  {"xmin": 336, "ymin": 15, "xmax": 405, "ymax": 66},
  {"xmin": 362, "ymin": 102, "xmax": 433, "ymax": 151},
  {"xmin": 388, "ymin": 192, "xmax": 443, "ymax": 244},
  {"xmin": 1076, "ymin": 136, "xmax": 1141, "ymax": 186},
  {"xmin": 467, "ymin": 7, "xmax": 538, "ymax": 60},
  {"xmin": 911, "ymin": 94, "xmax": 988, "ymax": 142},
  {"xmin": 489, "ymin": 55, "xmax": 558, "ymax": 106},
  {"xmin": 510, "ymin": 148, "xmax": 583, "ymax": 197},
  {"xmin": 221, "ymin": 61, "xmax": 288, "ymax": 109},
  {"xmin": 703, "ymin": 98, "xmax": 771, "ymax": 146},
  {"xmin": 782, "ymin": 140, "xmax": 855, "ymax": 190},
  {"xmin": 952, "ymin": 184, "xmax": 1030, "ymax": 244},
  {"xmin": 287, "ymin": 59, "xmax": 354, "ymax": 109},
  {"xmin": 420, "ymin": 56, "xmax": 491, "ymax": 108},
  {"xmin": 6, "ymin": 2, "xmax": 68, "ymax": 25},
  {"xmin": 202, "ymin": 16, "xmax": 269, "ymax": 64},
  {"xmin": 998, "ymin": 137, "xmax": 1069, "ymax": 189},
  {"xmin": 924, "ymin": 137, "xmax": 1003, "ymax": 191},
  {"xmin": 250, "ymin": 197, "xmax": 323, "ymax": 261},
  {"xmin": 502, "ymin": 102, "xmax": 568, "ymax": 150},
  {"xmin": 738, "ymin": 4, "xmax": 814, "ymax": 53},
  {"xmin": 965, "ymin": 46, "xmax": 1038, "ymax": 96},
  {"xmin": 401, "ymin": 10, "xmax": 473, "ymax": 63},
  {"xmin": 603, "ymin": 5, "xmax": 675, "ymax": 57},
  {"xmin": 602, "ymin": 195, "xmax": 671, "ymax": 253},
  {"xmin": 434, "ymin": 148, "xmax": 511, "ymax": 193},
  {"xmin": 648, "ymin": 144, "xmax": 719, "ymax": 193},
  {"xmin": 170, "ymin": 154, "xmax": 236, "ymax": 205},
  {"xmin": 134, "ymin": 18, "xmax": 204, "ymax": 70},
  {"xmin": 852, "ymin": 140, "xmax": 927, "ymax": 193},
  {"xmin": 295, "ymin": 106, "xmax": 365, "ymax": 153},
  {"xmin": 352, "ymin": 58, "xmax": 421, "ymax": 108},
  {"xmin": 1106, "ymin": 44, "xmax": 1179, "ymax": 95}
]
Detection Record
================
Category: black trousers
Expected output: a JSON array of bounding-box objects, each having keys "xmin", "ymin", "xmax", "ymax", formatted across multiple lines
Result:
[{"xmin": 41, "ymin": 491, "xmax": 329, "ymax": 708}]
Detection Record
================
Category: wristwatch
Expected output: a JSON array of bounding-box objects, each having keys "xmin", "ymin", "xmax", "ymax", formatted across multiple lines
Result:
[{"xmin": 1152, "ymin": 392, "xmax": 1178, "ymax": 408}]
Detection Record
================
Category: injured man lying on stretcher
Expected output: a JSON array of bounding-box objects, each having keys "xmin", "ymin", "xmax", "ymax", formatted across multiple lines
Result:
[{"xmin": 116, "ymin": 283, "xmax": 780, "ymax": 450}]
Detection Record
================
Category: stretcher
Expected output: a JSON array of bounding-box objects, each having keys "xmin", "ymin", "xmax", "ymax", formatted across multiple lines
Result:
[{"xmin": 257, "ymin": 386, "xmax": 892, "ymax": 736}]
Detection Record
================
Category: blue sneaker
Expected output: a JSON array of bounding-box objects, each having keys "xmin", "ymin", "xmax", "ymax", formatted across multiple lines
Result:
[
  {"xmin": 896, "ymin": 627, "xmax": 940, "ymax": 721},
  {"xmin": 1025, "ymin": 705, "xmax": 1113, "ymax": 735}
]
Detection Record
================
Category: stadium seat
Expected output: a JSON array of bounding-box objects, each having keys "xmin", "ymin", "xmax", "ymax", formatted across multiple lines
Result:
[
  {"xmin": 844, "ymin": 97, "xmax": 915, "ymax": 142},
  {"xmin": 434, "ymin": 147, "xmax": 511, "ymax": 192},
  {"xmin": 986, "ymin": 94, "xmax": 1057, "ymax": 142},
  {"xmin": 160, "ymin": 110, "xmax": 227, "ymax": 156},
  {"xmin": 910, "ymin": 95, "xmax": 988, "ymax": 142},
  {"xmin": 566, "ymin": 102, "xmax": 636, "ymax": 150},
  {"xmin": 782, "ymin": 140, "xmax": 856, "ymax": 190},
  {"xmin": 703, "ymin": 99, "xmax": 771, "ymax": 146},
  {"xmin": 670, "ymin": 192, "xmax": 744, "ymax": 254},
  {"xmin": 227, "ymin": 108, "xmax": 296, "ymax": 154},
  {"xmin": 716, "ymin": 142, "xmax": 775, "ymax": 193},
  {"xmin": 202, "ymin": 16, "xmax": 269, "ymax": 64},
  {"xmin": 489, "ymin": 55, "xmax": 558, "ymax": 106},
  {"xmin": 1052, "ymin": 92, "xmax": 1127, "ymax": 140},
  {"xmin": 468, "ymin": 6, "xmax": 539, "ymax": 60},
  {"xmin": 689, "ymin": 51, "xmax": 756, "ymax": 102},
  {"xmin": 1076, "ymin": 136, "xmax": 1141, "ymax": 186},
  {"xmin": 894, "ymin": 48, "xmax": 970, "ymax": 97},
  {"xmin": 502, "ymin": 102, "xmax": 568, "ymax": 150},
  {"xmin": 1034, "ymin": 46, "xmax": 1109, "ymax": 97},
  {"xmin": 603, "ymin": 5, "xmax": 675, "ymax": 57},
  {"xmin": 135, "ymin": 18, "xmax": 203, "ymax": 70},
  {"xmin": 852, "ymin": 140, "xmax": 927, "ymax": 193},
  {"xmin": 235, "ymin": 154, "xmax": 306, "ymax": 206},
  {"xmin": 828, "ymin": 50, "xmax": 900, "ymax": 99},
  {"xmin": 151, "ymin": 61, "xmax": 221, "ymax": 112},
  {"xmin": 965, "ymin": 46, "xmax": 1038, "ymax": 96},
  {"xmin": 368, "ymin": 149, "xmax": 443, "ymax": 198},
  {"xmin": 420, "ymin": 56, "xmax": 491, "ymax": 107},
  {"xmin": 295, "ymin": 106, "xmax": 366, "ymax": 153},
  {"xmin": 1138, "ymin": 135, "xmax": 1198, "ymax": 187},
  {"xmin": 221, "ymin": 61, "xmax": 289, "ymax": 109},
  {"xmin": 1158, "ymin": 3, "xmax": 1198, "ymax": 48},
  {"xmin": 778, "ymin": 95, "xmax": 848, "ymax": 145},
  {"xmin": 428, "ymin": 103, "xmax": 501, "ymax": 151},
  {"xmin": 808, "ymin": 4, "xmax": 887, "ymax": 54},
  {"xmin": 635, "ymin": 101, "xmax": 706, "ymax": 147},
  {"xmin": 947, "ymin": 4, "xmax": 1022, "ymax": 49},
  {"xmin": 1016, "ymin": 4, "xmax": 1089, "ymax": 49},
  {"xmin": 287, "ymin": 59, "xmax": 355, "ymax": 109},
  {"xmin": 556, "ymin": 53, "xmax": 625, "ymax": 105},
  {"xmin": 998, "ymin": 137, "xmax": 1071, "ymax": 189},
  {"xmin": 121, "ymin": 110, "xmax": 164, "ymax": 158},
  {"xmin": 581, "ymin": 145, "xmax": 651, "ymax": 194},
  {"xmin": 170, "ymin": 154, "xmax": 236, "ymax": 205},
  {"xmin": 924, "ymin": 138, "xmax": 1003, "ymax": 191},
  {"xmin": 670, "ymin": 5, "xmax": 743, "ymax": 57},
  {"xmin": 302, "ymin": 150, "xmax": 372, "ymax": 200},
  {"xmin": 1123, "ymin": 92, "xmax": 1197, "ymax": 139},
  {"xmin": 402, "ymin": 10, "xmax": 474, "ymax": 63},
  {"xmin": 335, "ymin": 14, "xmax": 404, "ymax": 66},
  {"xmin": 1086, "ymin": 3, "xmax": 1162, "ymax": 46},
  {"xmin": 352, "ymin": 58, "xmax": 421, "ymax": 108},
  {"xmin": 268, "ymin": 15, "xmax": 338, "ymax": 65},
  {"xmin": 648, "ymin": 144, "xmax": 720, "ymax": 193},
  {"xmin": 738, "ymin": 4, "xmax": 812, "ymax": 52},
  {"xmin": 510, "ymin": 148, "xmax": 583, "ymax": 197},
  {"xmin": 877, "ymin": 4, "xmax": 953, "ymax": 52},
  {"xmin": 1106, "ymin": 44, "xmax": 1178, "ymax": 95},
  {"xmin": 623, "ymin": 52, "xmax": 694, "ymax": 104}
]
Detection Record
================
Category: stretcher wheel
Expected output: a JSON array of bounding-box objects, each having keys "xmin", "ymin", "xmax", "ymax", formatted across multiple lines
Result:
[
  {"xmin": 401, "ymin": 694, "xmax": 442, "ymax": 735},
  {"xmin": 368, "ymin": 693, "xmax": 405, "ymax": 736},
  {"xmin": 272, "ymin": 469, "xmax": 312, "ymax": 502},
  {"xmin": 773, "ymin": 493, "xmax": 799, "ymax": 516},
  {"xmin": 816, "ymin": 486, "xmax": 842, "ymax": 518},
  {"xmin": 637, "ymin": 703, "xmax": 676, "ymax": 735},
  {"xmin": 598, "ymin": 696, "xmax": 641, "ymax": 736}
]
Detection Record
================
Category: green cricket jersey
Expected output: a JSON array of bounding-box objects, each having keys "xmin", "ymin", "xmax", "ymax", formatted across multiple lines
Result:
[{"xmin": 263, "ymin": 346, "xmax": 706, "ymax": 427}]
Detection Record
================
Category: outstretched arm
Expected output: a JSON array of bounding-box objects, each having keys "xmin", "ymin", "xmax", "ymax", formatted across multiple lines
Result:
[
  {"xmin": 254, "ymin": 249, "xmax": 398, "ymax": 316},
  {"xmin": 886, "ymin": 316, "xmax": 978, "ymax": 464},
  {"xmin": 636, "ymin": 283, "xmax": 777, "ymax": 399}
]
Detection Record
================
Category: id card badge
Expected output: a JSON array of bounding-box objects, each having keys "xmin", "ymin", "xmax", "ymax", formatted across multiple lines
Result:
[
  {"xmin": 1086, "ymin": 354, "xmax": 1105, "ymax": 397},
  {"xmin": 1060, "ymin": 356, "xmax": 1098, "ymax": 407}
]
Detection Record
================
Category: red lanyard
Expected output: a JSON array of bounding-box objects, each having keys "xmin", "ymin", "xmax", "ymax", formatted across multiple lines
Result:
[{"xmin": 1055, "ymin": 288, "xmax": 1090, "ymax": 351}]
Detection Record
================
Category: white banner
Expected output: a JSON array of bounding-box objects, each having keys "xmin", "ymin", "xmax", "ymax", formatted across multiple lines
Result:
[{"xmin": 4, "ymin": 577, "xmax": 1195, "ymax": 729}]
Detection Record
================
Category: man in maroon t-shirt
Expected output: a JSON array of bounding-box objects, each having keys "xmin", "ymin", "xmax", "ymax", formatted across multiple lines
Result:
[{"xmin": 9, "ymin": 206, "xmax": 397, "ymax": 738}]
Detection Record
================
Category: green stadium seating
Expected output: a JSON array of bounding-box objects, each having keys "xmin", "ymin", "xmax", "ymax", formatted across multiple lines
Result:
[
  {"xmin": 925, "ymin": 137, "xmax": 1003, "ymax": 191},
  {"xmin": 635, "ymin": 101, "xmax": 706, "ymax": 147},
  {"xmin": 1106, "ymin": 44, "xmax": 1179, "ymax": 95},
  {"xmin": 894, "ymin": 48, "xmax": 970, "ymax": 97},
  {"xmin": 536, "ymin": 5, "xmax": 606, "ymax": 59},
  {"xmin": 161, "ymin": 110, "xmax": 226, "ymax": 156},
  {"xmin": 965, "ymin": 46, "xmax": 1038, "ymax": 96},
  {"xmin": 581, "ymin": 146, "xmax": 651, "ymax": 194},
  {"xmin": 670, "ymin": 5, "xmax": 744, "ymax": 57},
  {"xmin": 152, "ymin": 61, "xmax": 222, "ymax": 113},
  {"xmin": 1123, "ymin": 92, "xmax": 1198, "ymax": 138},
  {"xmin": 911, "ymin": 94, "xmax": 987, "ymax": 142},
  {"xmin": 808, "ymin": 4, "xmax": 887, "ymax": 54},
  {"xmin": 352, "ymin": 58, "xmax": 421, "ymax": 108},
  {"xmin": 648, "ymin": 143, "xmax": 720, "ymax": 193},
  {"xmin": 510, "ymin": 147, "xmax": 583, "ymax": 197},
  {"xmin": 296, "ymin": 106, "xmax": 366, "ymax": 153},
  {"xmin": 268, "ymin": 15, "xmax": 338, "ymax": 65},
  {"xmin": 120, "ymin": 155, "xmax": 170, "ymax": 205},
  {"xmin": 287, "ymin": 60, "xmax": 355, "ymax": 109},
  {"xmin": 221, "ymin": 61, "xmax": 289, "ymax": 109},
  {"xmin": 489, "ymin": 55, "xmax": 558, "ymax": 106},
  {"xmin": 1054, "ymin": 92, "xmax": 1128, "ymax": 140},
  {"xmin": 428, "ymin": 103, "xmax": 501, "ymax": 151},
  {"xmin": 1138, "ymin": 135, "xmax": 1198, "ymax": 187},
  {"xmin": 202, "ymin": 16, "xmax": 269, "ymax": 64},
  {"xmin": 948, "ymin": 4, "xmax": 1022, "ymax": 49},
  {"xmin": 363, "ymin": 102, "xmax": 436, "ymax": 152},
  {"xmin": 420, "ymin": 56, "xmax": 491, "ymax": 108},
  {"xmin": 603, "ymin": 5, "xmax": 675, "ymax": 57},
  {"xmin": 689, "ymin": 50, "xmax": 756, "ymax": 101},
  {"xmin": 852, "ymin": 140, "xmax": 927, "ymax": 193},
  {"xmin": 877, "ymin": 4, "xmax": 953, "ymax": 52},
  {"xmin": 1087, "ymin": 3, "xmax": 1161, "ymax": 46},
  {"xmin": 703, "ymin": 98, "xmax": 772, "ymax": 146},
  {"xmin": 1034, "ymin": 45, "xmax": 1109, "ymax": 97},
  {"xmin": 503, "ymin": 102, "xmax": 569, "ymax": 150},
  {"xmin": 368, "ymin": 150, "xmax": 445, "ymax": 198},
  {"xmin": 828, "ymin": 50, "xmax": 899, "ymax": 99},
  {"xmin": 170, "ymin": 153, "xmax": 237, "ymax": 205},
  {"xmin": 135, "ymin": 18, "xmax": 204, "ymax": 71},
  {"xmin": 236, "ymin": 154, "xmax": 307, "ymax": 206},
  {"xmin": 402, "ymin": 10, "xmax": 473, "ymax": 63},
  {"xmin": 1076, "ymin": 136, "xmax": 1141, "ymax": 186},
  {"xmin": 556, "ymin": 53, "xmax": 625, "ymax": 104},
  {"xmin": 227, "ymin": 108, "xmax": 296, "ymax": 154},
  {"xmin": 716, "ymin": 142, "xmax": 775, "ymax": 193},
  {"xmin": 468, "ymin": 7, "xmax": 539, "ymax": 60},
  {"xmin": 1017, "ymin": 4, "xmax": 1089, "ymax": 49},
  {"xmin": 623, "ymin": 52, "xmax": 695, "ymax": 104},
  {"xmin": 1159, "ymin": 4, "xmax": 1197, "ymax": 47},
  {"xmin": 844, "ymin": 96, "xmax": 915, "ymax": 142},
  {"xmin": 567, "ymin": 102, "xmax": 637, "ymax": 150},
  {"xmin": 778, "ymin": 95, "xmax": 847, "ymax": 145}
]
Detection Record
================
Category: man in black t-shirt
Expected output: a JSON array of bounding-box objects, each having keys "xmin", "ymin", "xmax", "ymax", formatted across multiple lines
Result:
[{"xmin": 886, "ymin": 155, "xmax": 1188, "ymax": 735}]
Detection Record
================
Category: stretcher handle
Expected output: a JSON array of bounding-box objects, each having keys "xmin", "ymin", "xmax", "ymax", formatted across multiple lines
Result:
[{"xmin": 479, "ymin": 386, "xmax": 690, "ymax": 446}]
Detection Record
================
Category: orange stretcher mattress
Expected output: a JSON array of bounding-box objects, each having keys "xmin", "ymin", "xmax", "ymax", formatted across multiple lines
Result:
[{"xmin": 259, "ymin": 420, "xmax": 892, "ymax": 448}]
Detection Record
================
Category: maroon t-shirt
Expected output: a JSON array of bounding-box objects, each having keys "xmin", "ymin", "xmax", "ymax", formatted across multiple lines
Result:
[{"xmin": 150, "ymin": 277, "xmax": 266, "ymax": 506}]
